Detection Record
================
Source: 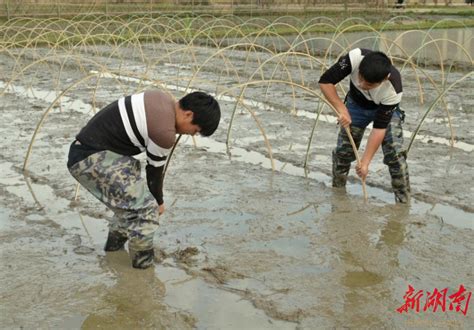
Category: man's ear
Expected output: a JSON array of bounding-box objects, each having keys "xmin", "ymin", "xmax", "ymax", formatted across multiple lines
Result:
[{"xmin": 184, "ymin": 110, "xmax": 194, "ymax": 121}]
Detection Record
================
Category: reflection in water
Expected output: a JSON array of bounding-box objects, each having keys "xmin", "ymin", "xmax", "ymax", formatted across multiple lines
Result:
[
  {"xmin": 379, "ymin": 209, "xmax": 407, "ymax": 248},
  {"xmin": 326, "ymin": 194, "xmax": 409, "ymax": 327},
  {"xmin": 81, "ymin": 251, "xmax": 295, "ymax": 330},
  {"xmin": 384, "ymin": 28, "xmax": 473, "ymax": 66},
  {"xmin": 247, "ymin": 28, "xmax": 473, "ymax": 66},
  {"xmin": 81, "ymin": 251, "xmax": 187, "ymax": 329},
  {"xmin": 342, "ymin": 270, "xmax": 384, "ymax": 288},
  {"xmin": 303, "ymin": 28, "xmax": 473, "ymax": 66},
  {"xmin": 344, "ymin": 205, "xmax": 408, "ymax": 327}
]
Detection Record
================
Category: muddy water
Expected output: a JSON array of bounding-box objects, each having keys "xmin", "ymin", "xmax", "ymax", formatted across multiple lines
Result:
[
  {"xmin": 0, "ymin": 43, "xmax": 473, "ymax": 328},
  {"xmin": 222, "ymin": 27, "xmax": 474, "ymax": 66},
  {"xmin": 0, "ymin": 164, "xmax": 294, "ymax": 329},
  {"xmin": 332, "ymin": 28, "xmax": 473, "ymax": 66},
  {"xmin": 1, "ymin": 144, "xmax": 472, "ymax": 328}
]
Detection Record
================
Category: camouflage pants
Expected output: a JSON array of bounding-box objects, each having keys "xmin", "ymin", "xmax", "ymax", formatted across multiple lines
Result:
[
  {"xmin": 68, "ymin": 149, "xmax": 160, "ymax": 251},
  {"xmin": 333, "ymin": 98, "xmax": 411, "ymax": 203}
]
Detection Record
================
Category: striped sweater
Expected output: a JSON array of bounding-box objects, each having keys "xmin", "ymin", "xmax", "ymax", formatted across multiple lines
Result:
[{"xmin": 76, "ymin": 91, "xmax": 176, "ymax": 205}]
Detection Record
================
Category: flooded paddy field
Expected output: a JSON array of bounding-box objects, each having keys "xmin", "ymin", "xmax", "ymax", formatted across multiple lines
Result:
[{"xmin": 1, "ymin": 17, "xmax": 473, "ymax": 329}]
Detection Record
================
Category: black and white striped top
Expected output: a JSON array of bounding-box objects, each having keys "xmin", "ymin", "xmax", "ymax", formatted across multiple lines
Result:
[
  {"xmin": 319, "ymin": 48, "xmax": 403, "ymax": 129},
  {"xmin": 76, "ymin": 91, "xmax": 176, "ymax": 205}
]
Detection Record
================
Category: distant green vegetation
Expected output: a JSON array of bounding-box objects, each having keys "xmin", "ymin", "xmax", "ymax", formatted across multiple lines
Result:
[
  {"xmin": 0, "ymin": 2, "xmax": 473, "ymax": 22},
  {"xmin": 1, "ymin": 14, "xmax": 472, "ymax": 48}
]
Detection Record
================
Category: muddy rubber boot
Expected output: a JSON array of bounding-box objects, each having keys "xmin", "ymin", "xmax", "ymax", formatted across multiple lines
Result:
[
  {"xmin": 104, "ymin": 231, "xmax": 128, "ymax": 252},
  {"xmin": 390, "ymin": 162, "xmax": 410, "ymax": 204},
  {"xmin": 332, "ymin": 150, "xmax": 349, "ymax": 188},
  {"xmin": 131, "ymin": 249, "xmax": 155, "ymax": 269},
  {"xmin": 394, "ymin": 190, "xmax": 410, "ymax": 204}
]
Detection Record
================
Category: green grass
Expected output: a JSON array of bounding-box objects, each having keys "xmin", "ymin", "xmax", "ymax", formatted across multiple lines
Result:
[
  {"xmin": 1, "ymin": 14, "xmax": 472, "ymax": 47},
  {"xmin": 0, "ymin": 3, "xmax": 473, "ymax": 20}
]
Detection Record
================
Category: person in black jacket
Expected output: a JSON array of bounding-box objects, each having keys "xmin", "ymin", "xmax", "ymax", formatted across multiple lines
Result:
[{"xmin": 68, "ymin": 91, "xmax": 220, "ymax": 268}]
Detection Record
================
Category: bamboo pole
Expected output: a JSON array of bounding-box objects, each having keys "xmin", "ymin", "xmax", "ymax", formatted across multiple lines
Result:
[{"xmin": 9, "ymin": 14, "xmax": 470, "ymax": 205}]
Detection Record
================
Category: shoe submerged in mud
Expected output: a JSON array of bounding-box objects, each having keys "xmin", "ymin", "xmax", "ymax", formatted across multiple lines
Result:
[
  {"xmin": 394, "ymin": 193, "xmax": 410, "ymax": 204},
  {"xmin": 131, "ymin": 249, "xmax": 155, "ymax": 269},
  {"xmin": 104, "ymin": 231, "xmax": 128, "ymax": 251}
]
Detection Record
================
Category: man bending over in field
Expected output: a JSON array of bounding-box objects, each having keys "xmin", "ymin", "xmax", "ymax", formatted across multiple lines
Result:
[{"xmin": 67, "ymin": 91, "xmax": 220, "ymax": 268}]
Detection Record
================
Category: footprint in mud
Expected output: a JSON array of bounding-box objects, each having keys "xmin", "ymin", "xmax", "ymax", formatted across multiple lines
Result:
[
  {"xmin": 65, "ymin": 234, "xmax": 82, "ymax": 246},
  {"xmin": 66, "ymin": 234, "xmax": 95, "ymax": 254},
  {"xmin": 174, "ymin": 246, "xmax": 200, "ymax": 265},
  {"xmin": 73, "ymin": 246, "xmax": 95, "ymax": 255}
]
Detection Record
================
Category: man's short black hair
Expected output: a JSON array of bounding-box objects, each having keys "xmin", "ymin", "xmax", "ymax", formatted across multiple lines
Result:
[
  {"xmin": 359, "ymin": 51, "xmax": 392, "ymax": 83},
  {"xmin": 179, "ymin": 91, "xmax": 221, "ymax": 136}
]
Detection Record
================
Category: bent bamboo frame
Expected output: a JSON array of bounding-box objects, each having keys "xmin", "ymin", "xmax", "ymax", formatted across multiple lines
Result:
[{"xmin": 0, "ymin": 14, "xmax": 470, "ymax": 203}]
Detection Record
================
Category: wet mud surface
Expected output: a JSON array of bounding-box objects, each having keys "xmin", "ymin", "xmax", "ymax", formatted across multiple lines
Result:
[{"xmin": 0, "ymin": 42, "xmax": 473, "ymax": 328}]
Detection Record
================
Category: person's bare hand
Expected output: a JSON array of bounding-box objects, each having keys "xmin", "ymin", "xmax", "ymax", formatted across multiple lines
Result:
[
  {"xmin": 356, "ymin": 162, "xmax": 369, "ymax": 181},
  {"xmin": 158, "ymin": 203, "xmax": 165, "ymax": 215},
  {"xmin": 338, "ymin": 109, "xmax": 352, "ymax": 128}
]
